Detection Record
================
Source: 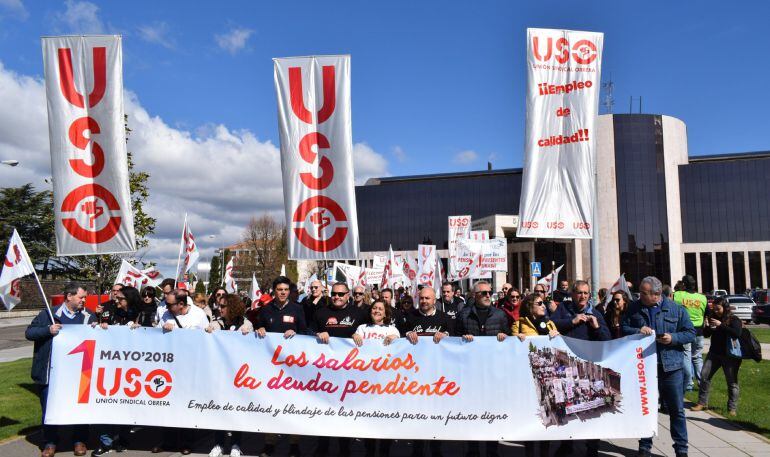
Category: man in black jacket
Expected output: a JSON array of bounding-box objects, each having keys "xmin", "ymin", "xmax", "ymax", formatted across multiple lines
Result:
[
  {"xmin": 313, "ymin": 283, "xmax": 367, "ymax": 457},
  {"xmin": 25, "ymin": 283, "xmax": 95, "ymax": 457},
  {"xmin": 455, "ymin": 281, "xmax": 509, "ymax": 457},
  {"xmin": 301, "ymin": 280, "xmax": 330, "ymax": 330},
  {"xmin": 256, "ymin": 276, "xmax": 307, "ymax": 457},
  {"xmin": 437, "ymin": 281, "xmax": 464, "ymax": 321}
]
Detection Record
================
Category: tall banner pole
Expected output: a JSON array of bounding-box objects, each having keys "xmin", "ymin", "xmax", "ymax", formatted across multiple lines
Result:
[
  {"xmin": 31, "ymin": 269, "xmax": 55, "ymax": 323},
  {"xmin": 590, "ymin": 148, "xmax": 600, "ymax": 302}
]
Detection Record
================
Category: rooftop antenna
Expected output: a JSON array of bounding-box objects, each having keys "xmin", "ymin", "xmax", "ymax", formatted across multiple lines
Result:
[{"xmin": 601, "ymin": 74, "xmax": 614, "ymax": 114}]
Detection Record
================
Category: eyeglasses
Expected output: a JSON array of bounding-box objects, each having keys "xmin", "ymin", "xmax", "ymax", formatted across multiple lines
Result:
[
  {"xmin": 331, "ymin": 292, "xmax": 348, "ymax": 297},
  {"xmin": 476, "ymin": 290, "xmax": 492, "ymax": 296},
  {"xmin": 510, "ymin": 295, "xmax": 521, "ymax": 300},
  {"xmin": 534, "ymin": 301, "xmax": 545, "ymax": 306},
  {"xmin": 353, "ymin": 292, "xmax": 364, "ymax": 296},
  {"xmin": 310, "ymin": 286, "xmax": 320, "ymax": 290},
  {"xmin": 534, "ymin": 290, "xmax": 546, "ymax": 294},
  {"xmin": 612, "ymin": 298, "xmax": 623, "ymax": 303},
  {"xmin": 215, "ymin": 292, "xmax": 225, "ymax": 297}
]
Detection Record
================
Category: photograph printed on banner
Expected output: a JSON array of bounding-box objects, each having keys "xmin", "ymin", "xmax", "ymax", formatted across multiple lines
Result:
[{"xmin": 527, "ymin": 343, "xmax": 622, "ymax": 427}]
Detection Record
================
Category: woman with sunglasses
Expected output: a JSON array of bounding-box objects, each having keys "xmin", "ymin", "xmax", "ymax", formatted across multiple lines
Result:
[
  {"xmin": 604, "ymin": 291, "xmax": 630, "ymax": 339},
  {"xmin": 514, "ymin": 294, "xmax": 559, "ymax": 339},
  {"xmin": 499, "ymin": 287, "xmax": 523, "ymax": 329},
  {"xmin": 208, "ymin": 287, "xmax": 227, "ymax": 318}
]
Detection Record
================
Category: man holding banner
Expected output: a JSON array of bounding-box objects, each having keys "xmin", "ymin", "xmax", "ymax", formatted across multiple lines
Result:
[{"xmin": 25, "ymin": 283, "xmax": 95, "ymax": 457}]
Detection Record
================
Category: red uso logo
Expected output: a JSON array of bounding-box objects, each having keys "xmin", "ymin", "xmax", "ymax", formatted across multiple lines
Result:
[
  {"xmin": 68, "ymin": 340, "xmax": 173, "ymax": 404},
  {"xmin": 56, "ymin": 46, "xmax": 122, "ymax": 244},
  {"xmin": 288, "ymin": 64, "xmax": 349, "ymax": 253},
  {"xmin": 532, "ymin": 36, "xmax": 598, "ymax": 65}
]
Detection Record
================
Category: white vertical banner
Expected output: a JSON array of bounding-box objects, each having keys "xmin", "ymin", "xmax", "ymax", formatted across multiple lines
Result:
[
  {"xmin": 415, "ymin": 244, "xmax": 438, "ymax": 293},
  {"xmin": 224, "ymin": 257, "xmax": 237, "ymax": 293},
  {"xmin": 517, "ymin": 29, "xmax": 603, "ymax": 239},
  {"xmin": 447, "ymin": 215, "xmax": 471, "ymax": 280},
  {"xmin": 274, "ymin": 55, "xmax": 359, "ymax": 260},
  {"xmin": 469, "ymin": 230, "xmax": 491, "ymax": 279},
  {"xmin": 42, "ymin": 35, "xmax": 136, "ymax": 255},
  {"xmin": 175, "ymin": 214, "xmax": 200, "ymax": 281}
]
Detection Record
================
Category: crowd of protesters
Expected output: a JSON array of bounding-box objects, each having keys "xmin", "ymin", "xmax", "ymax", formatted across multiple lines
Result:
[{"xmin": 25, "ymin": 271, "xmax": 734, "ymax": 457}]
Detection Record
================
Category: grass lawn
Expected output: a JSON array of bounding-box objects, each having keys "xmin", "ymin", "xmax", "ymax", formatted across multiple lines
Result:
[
  {"xmin": 0, "ymin": 358, "xmax": 39, "ymax": 443},
  {"xmin": 749, "ymin": 326, "xmax": 770, "ymax": 344},
  {"xmin": 686, "ymin": 357, "xmax": 770, "ymax": 440}
]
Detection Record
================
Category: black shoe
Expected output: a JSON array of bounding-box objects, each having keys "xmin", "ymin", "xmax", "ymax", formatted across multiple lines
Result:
[
  {"xmin": 637, "ymin": 451, "xmax": 652, "ymax": 457},
  {"xmin": 675, "ymin": 454, "xmax": 688, "ymax": 457},
  {"xmin": 91, "ymin": 447, "xmax": 112, "ymax": 457},
  {"xmin": 112, "ymin": 441, "xmax": 127, "ymax": 453}
]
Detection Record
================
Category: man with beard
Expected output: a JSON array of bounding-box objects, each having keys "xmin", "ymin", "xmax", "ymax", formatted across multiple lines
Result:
[{"xmin": 313, "ymin": 283, "xmax": 367, "ymax": 457}]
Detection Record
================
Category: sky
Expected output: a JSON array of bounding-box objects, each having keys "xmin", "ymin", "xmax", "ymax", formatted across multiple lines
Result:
[{"xmin": 1, "ymin": 0, "xmax": 769, "ymax": 276}]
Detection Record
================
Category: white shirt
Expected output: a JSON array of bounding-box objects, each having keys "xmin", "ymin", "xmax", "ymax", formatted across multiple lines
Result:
[
  {"xmin": 158, "ymin": 304, "xmax": 209, "ymax": 330},
  {"xmin": 354, "ymin": 323, "xmax": 400, "ymax": 341}
]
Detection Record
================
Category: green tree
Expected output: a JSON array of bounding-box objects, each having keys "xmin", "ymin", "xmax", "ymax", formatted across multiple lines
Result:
[
  {"xmin": 194, "ymin": 280, "xmax": 206, "ymax": 294},
  {"xmin": 0, "ymin": 184, "xmax": 57, "ymax": 276},
  {"xmin": 208, "ymin": 255, "xmax": 222, "ymax": 293}
]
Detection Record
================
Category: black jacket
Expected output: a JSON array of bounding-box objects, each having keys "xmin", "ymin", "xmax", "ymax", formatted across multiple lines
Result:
[
  {"xmin": 455, "ymin": 305, "xmax": 511, "ymax": 337},
  {"xmin": 257, "ymin": 301, "xmax": 308, "ymax": 334},
  {"xmin": 436, "ymin": 297, "xmax": 464, "ymax": 320},
  {"xmin": 703, "ymin": 315, "xmax": 743, "ymax": 358},
  {"xmin": 301, "ymin": 295, "xmax": 331, "ymax": 328}
]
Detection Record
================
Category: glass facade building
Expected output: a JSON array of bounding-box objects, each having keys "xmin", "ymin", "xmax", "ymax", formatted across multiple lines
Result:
[{"xmin": 354, "ymin": 114, "xmax": 770, "ymax": 293}]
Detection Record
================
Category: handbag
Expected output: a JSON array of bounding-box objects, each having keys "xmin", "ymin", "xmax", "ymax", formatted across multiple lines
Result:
[
  {"xmin": 739, "ymin": 327, "xmax": 763, "ymax": 362},
  {"xmin": 727, "ymin": 336, "xmax": 743, "ymax": 359}
]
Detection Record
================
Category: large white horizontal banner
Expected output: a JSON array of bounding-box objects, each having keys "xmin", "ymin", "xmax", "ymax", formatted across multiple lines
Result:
[
  {"xmin": 517, "ymin": 28, "xmax": 603, "ymax": 239},
  {"xmin": 42, "ymin": 35, "xmax": 136, "ymax": 255},
  {"xmin": 274, "ymin": 55, "xmax": 359, "ymax": 260},
  {"xmin": 47, "ymin": 327, "xmax": 658, "ymax": 441}
]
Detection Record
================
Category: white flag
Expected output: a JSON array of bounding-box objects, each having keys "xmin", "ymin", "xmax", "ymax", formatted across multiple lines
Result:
[
  {"xmin": 537, "ymin": 264, "xmax": 564, "ymax": 294},
  {"xmin": 250, "ymin": 274, "xmax": 262, "ymax": 308},
  {"xmin": 176, "ymin": 214, "xmax": 200, "ymax": 280},
  {"xmin": 42, "ymin": 35, "xmax": 136, "ymax": 255},
  {"xmin": 224, "ymin": 256, "xmax": 237, "ymax": 293},
  {"xmin": 517, "ymin": 28, "xmax": 603, "ymax": 239},
  {"xmin": 274, "ymin": 55, "xmax": 359, "ymax": 259},
  {"xmin": 140, "ymin": 266, "xmax": 164, "ymax": 287},
  {"xmin": 115, "ymin": 260, "xmax": 155, "ymax": 289},
  {"xmin": 604, "ymin": 273, "xmax": 633, "ymax": 307},
  {"xmin": 0, "ymin": 230, "xmax": 36, "ymax": 310},
  {"xmin": 415, "ymin": 245, "xmax": 438, "ymax": 294}
]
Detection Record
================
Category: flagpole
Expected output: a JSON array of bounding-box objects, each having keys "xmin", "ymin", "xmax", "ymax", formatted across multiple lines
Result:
[
  {"xmin": 30, "ymin": 268, "xmax": 55, "ymax": 324},
  {"xmin": 174, "ymin": 213, "xmax": 186, "ymax": 287}
]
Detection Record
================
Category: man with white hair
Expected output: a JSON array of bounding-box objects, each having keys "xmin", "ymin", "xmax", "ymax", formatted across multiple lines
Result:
[
  {"xmin": 623, "ymin": 276, "xmax": 695, "ymax": 457},
  {"xmin": 301, "ymin": 280, "xmax": 330, "ymax": 330}
]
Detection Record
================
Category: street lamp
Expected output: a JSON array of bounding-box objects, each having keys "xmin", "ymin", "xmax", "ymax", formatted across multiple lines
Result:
[
  {"xmin": 209, "ymin": 235, "xmax": 225, "ymax": 286},
  {"xmin": 1, "ymin": 160, "xmax": 19, "ymax": 167}
]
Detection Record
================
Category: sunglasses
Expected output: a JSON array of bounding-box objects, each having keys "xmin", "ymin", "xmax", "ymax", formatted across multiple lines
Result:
[
  {"xmin": 534, "ymin": 290, "xmax": 546, "ymax": 294},
  {"xmin": 310, "ymin": 286, "xmax": 320, "ymax": 290},
  {"xmin": 510, "ymin": 295, "xmax": 521, "ymax": 299},
  {"xmin": 353, "ymin": 292, "xmax": 364, "ymax": 296},
  {"xmin": 612, "ymin": 298, "xmax": 623, "ymax": 302},
  {"xmin": 534, "ymin": 301, "xmax": 545, "ymax": 306},
  {"xmin": 331, "ymin": 292, "xmax": 348, "ymax": 297},
  {"xmin": 216, "ymin": 293, "xmax": 225, "ymax": 296},
  {"xmin": 476, "ymin": 291, "xmax": 492, "ymax": 296}
]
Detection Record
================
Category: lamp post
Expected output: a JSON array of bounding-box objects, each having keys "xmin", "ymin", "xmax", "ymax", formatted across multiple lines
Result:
[{"xmin": 209, "ymin": 235, "xmax": 225, "ymax": 287}]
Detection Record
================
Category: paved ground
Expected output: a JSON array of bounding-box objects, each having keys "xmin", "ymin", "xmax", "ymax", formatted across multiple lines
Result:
[{"xmin": 1, "ymin": 407, "xmax": 769, "ymax": 457}]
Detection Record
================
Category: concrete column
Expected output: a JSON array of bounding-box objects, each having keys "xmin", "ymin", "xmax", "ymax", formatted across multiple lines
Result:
[
  {"xmin": 695, "ymin": 253, "xmax": 702, "ymax": 293},
  {"xmin": 744, "ymin": 251, "xmax": 751, "ymax": 290},
  {"xmin": 712, "ymin": 252, "xmax": 718, "ymax": 293},
  {"xmin": 662, "ymin": 116, "xmax": 689, "ymax": 286},
  {"xmin": 762, "ymin": 252, "xmax": 768, "ymax": 289},
  {"xmin": 727, "ymin": 252, "xmax": 735, "ymax": 294}
]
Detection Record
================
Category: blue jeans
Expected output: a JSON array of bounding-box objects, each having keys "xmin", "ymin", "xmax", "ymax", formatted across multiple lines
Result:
[
  {"xmin": 640, "ymin": 367, "xmax": 688, "ymax": 455},
  {"xmin": 683, "ymin": 336, "xmax": 706, "ymax": 390}
]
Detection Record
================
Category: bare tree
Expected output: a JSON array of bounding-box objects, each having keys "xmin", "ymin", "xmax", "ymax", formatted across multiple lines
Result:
[{"xmin": 240, "ymin": 214, "xmax": 294, "ymax": 288}]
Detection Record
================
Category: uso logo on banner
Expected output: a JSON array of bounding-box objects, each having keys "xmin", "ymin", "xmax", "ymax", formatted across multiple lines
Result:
[
  {"xmin": 274, "ymin": 56, "xmax": 360, "ymax": 260},
  {"xmin": 42, "ymin": 36, "xmax": 136, "ymax": 256},
  {"xmin": 67, "ymin": 339, "xmax": 173, "ymax": 406}
]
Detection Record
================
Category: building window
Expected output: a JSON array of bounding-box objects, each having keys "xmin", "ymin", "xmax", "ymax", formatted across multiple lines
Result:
[
  {"xmin": 732, "ymin": 252, "xmax": 746, "ymax": 294},
  {"xmin": 684, "ymin": 253, "xmax": 697, "ymax": 289},
  {"xmin": 716, "ymin": 252, "xmax": 729, "ymax": 292},
  {"xmin": 749, "ymin": 251, "xmax": 762, "ymax": 290},
  {"xmin": 700, "ymin": 252, "xmax": 714, "ymax": 294}
]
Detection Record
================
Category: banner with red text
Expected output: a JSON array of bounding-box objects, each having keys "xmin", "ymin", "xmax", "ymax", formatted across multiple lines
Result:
[
  {"xmin": 42, "ymin": 36, "xmax": 136, "ymax": 256},
  {"xmin": 447, "ymin": 215, "xmax": 471, "ymax": 280},
  {"xmin": 517, "ymin": 29, "xmax": 603, "ymax": 239},
  {"xmin": 274, "ymin": 55, "xmax": 359, "ymax": 260},
  {"xmin": 46, "ymin": 327, "xmax": 658, "ymax": 441}
]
